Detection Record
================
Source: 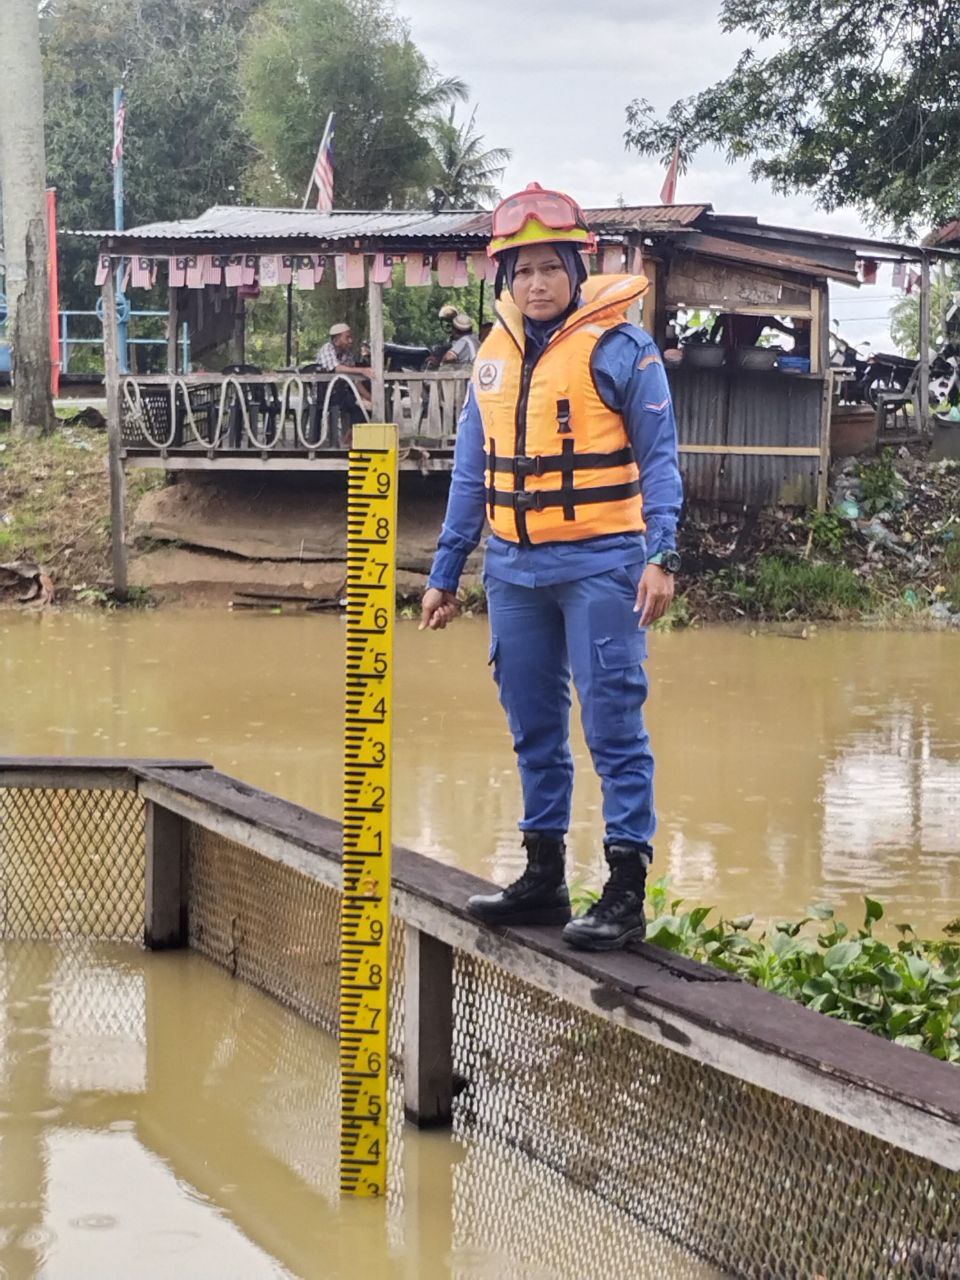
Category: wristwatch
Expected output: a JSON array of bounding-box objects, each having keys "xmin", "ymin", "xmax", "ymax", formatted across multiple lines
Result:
[{"xmin": 648, "ymin": 550, "xmax": 681, "ymax": 574}]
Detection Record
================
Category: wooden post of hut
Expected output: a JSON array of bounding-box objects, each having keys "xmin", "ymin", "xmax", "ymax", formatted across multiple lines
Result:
[
  {"xmin": 101, "ymin": 266, "xmax": 128, "ymax": 598},
  {"xmin": 367, "ymin": 269, "xmax": 386, "ymax": 421},
  {"xmin": 919, "ymin": 250, "xmax": 932, "ymax": 434},
  {"xmin": 166, "ymin": 284, "xmax": 179, "ymax": 374}
]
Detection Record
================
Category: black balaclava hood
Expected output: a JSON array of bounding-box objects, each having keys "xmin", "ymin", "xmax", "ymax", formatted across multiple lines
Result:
[{"xmin": 494, "ymin": 243, "xmax": 589, "ymax": 350}]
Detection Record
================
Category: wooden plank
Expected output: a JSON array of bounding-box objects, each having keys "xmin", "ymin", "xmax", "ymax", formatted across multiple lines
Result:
[
  {"xmin": 135, "ymin": 770, "xmax": 344, "ymax": 891},
  {"xmin": 144, "ymin": 800, "xmax": 187, "ymax": 949},
  {"xmin": 118, "ymin": 453, "xmax": 455, "ymax": 473},
  {"xmin": 919, "ymin": 252, "xmax": 931, "ymax": 433},
  {"xmin": 129, "ymin": 765, "xmax": 960, "ymax": 1169},
  {"xmin": 367, "ymin": 274, "xmax": 385, "ymax": 420},
  {"xmin": 101, "ymin": 272, "xmax": 128, "ymax": 599},
  {"xmin": 0, "ymin": 757, "xmax": 211, "ymax": 792},
  {"xmin": 403, "ymin": 925, "xmax": 453, "ymax": 1127},
  {"xmin": 666, "ymin": 255, "xmax": 811, "ymax": 311},
  {"xmin": 166, "ymin": 287, "xmax": 179, "ymax": 375},
  {"xmin": 817, "ymin": 369, "xmax": 833, "ymax": 513},
  {"xmin": 679, "ymin": 444, "xmax": 822, "ymax": 457}
]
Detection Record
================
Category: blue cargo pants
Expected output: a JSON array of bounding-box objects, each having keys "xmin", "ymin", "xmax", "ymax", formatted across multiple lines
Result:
[{"xmin": 485, "ymin": 563, "xmax": 655, "ymax": 848}]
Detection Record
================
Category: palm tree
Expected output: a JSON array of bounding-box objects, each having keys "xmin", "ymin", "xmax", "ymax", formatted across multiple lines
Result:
[
  {"xmin": 0, "ymin": 0, "xmax": 55, "ymax": 434},
  {"xmin": 428, "ymin": 107, "xmax": 510, "ymax": 211}
]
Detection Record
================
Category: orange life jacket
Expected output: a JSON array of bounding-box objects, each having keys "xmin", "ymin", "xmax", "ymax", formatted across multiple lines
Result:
[{"xmin": 472, "ymin": 274, "xmax": 649, "ymax": 545}]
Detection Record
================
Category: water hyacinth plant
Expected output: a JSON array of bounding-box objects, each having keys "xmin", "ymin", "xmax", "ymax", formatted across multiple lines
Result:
[{"xmin": 573, "ymin": 882, "xmax": 960, "ymax": 1062}]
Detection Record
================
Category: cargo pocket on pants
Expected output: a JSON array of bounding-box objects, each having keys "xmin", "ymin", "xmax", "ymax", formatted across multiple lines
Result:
[{"xmin": 588, "ymin": 632, "xmax": 648, "ymax": 739}]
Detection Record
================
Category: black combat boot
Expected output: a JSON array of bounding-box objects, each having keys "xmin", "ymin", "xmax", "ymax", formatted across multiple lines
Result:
[
  {"xmin": 466, "ymin": 832, "xmax": 571, "ymax": 926},
  {"xmin": 561, "ymin": 842, "xmax": 650, "ymax": 951}
]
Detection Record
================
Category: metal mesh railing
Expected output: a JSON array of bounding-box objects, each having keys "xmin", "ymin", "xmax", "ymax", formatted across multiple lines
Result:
[
  {"xmin": 2, "ymin": 778, "xmax": 959, "ymax": 1280},
  {"xmin": 185, "ymin": 823, "xmax": 406, "ymax": 1073},
  {"xmin": 452, "ymin": 951, "xmax": 960, "ymax": 1280},
  {"xmin": 0, "ymin": 788, "xmax": 144, "ymax": 941}
]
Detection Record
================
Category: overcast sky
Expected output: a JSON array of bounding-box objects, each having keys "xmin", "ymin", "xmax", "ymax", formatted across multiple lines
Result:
[{"xmin": 399, "ymin": 0, "xmax": 905, "ymax": 351}]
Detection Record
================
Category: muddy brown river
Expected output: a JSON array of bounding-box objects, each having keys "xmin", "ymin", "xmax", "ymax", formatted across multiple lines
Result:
[
  {"xmin": 2, "ymin": 611, "xmax": 958, "ymax": 934},
  {"xmin": 1, "ymin": 611, "xmax": 958, "ymax": 1277}
]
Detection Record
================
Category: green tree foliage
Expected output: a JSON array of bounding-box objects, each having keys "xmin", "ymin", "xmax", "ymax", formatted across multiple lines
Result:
[
  {"xmin": 42, "ymin": 0, "xmax": 259, "ymax": 306},
  {"xmin": 889, "ymin": 264, "xmax": 960, "ymax": 357},
  {"xmin": 624, "ymin": 1, "xmax": 960, "ymax": 233},
  {"xmin": 241, "ymin": 0, "xmax": 466, "ymax": 208},
  {"xmin": 383, "ymin": 277, "xmax": 485, "ymax": 347},
  {"xmin": 427, "ymin": 107, "xmax": 510, "ymax": 212}
]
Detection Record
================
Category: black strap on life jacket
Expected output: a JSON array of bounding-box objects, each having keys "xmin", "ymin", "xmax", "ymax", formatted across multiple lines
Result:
[
  {"xmin": 487, "ymin": 438, "xmax": 497, "ymax": 520},
  {"xmin": 485, "ymin": 445, "xmax": 634, "ymax": 476},
  {"xmin": 487, "ymin": 479, "xmax": 641, "ymax": 514}
]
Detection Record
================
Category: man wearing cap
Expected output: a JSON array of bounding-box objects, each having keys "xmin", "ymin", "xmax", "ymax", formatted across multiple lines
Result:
[
  {"xmin": 421, "ymin": 183, "xmax": 683, "ymax": 952},
  {"xmin": 315, "ymin": 323, "xmax": 372, "ymax": 389},
  {"xmin": 443, "ymin": 314, "xmax": 480, "ymax": 366}
]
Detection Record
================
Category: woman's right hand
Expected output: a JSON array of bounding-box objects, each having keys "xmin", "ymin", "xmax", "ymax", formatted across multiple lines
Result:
[{"xmin": 420, "ymin": 588, "xmax": 460, "ymax": 631}]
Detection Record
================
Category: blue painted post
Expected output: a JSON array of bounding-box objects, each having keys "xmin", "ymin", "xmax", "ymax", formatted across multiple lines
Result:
[
  {"xmin": 60, "ymin": 311, "xmax": 70, "ymax": 374},
  {"xmin": 113, "ymin": 86, "xmax": 129, "ymax": 375}
]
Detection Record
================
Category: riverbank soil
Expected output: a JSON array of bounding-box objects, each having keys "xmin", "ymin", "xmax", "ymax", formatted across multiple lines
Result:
[
  {"xmin": 678, "ymin": 449, "xmax": 960, "ymax": 626},
  {"xmin": 0, "ymin": 422, "xmax": 111, "ymax": 603},
  {"xmin": 1, "ymin": 421, "xmax": 957, "ymax": 621},
  {"xmin": 129, "ymin": 470, "xmax": 480, "ymax": 603}
]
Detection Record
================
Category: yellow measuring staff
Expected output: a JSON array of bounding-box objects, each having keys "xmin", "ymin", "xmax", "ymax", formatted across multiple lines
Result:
[{"xmin": 340, "ymin": 422, "xmax": 398, "ymax": 1198}]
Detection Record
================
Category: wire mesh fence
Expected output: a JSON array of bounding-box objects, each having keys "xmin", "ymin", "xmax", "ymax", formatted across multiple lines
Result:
[
  {"xmin": 0, "ymin": 787, "xmax": 144, "ymax": 941},
  {"xmin": 2, "ymin": 776, "xmax": 959, "ymax": 1280},
  {"xmin": 452, "ymin": 951, "xmax": 960, "ymax": 1280}
]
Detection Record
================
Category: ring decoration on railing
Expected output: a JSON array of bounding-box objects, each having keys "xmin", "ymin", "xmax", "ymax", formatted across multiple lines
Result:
[
  {"xmin": 122, "ymin": 376, "xmax": 178, "ymax": 449},
  {"xmin": 218, "ymin": 376, "xmax": 251, "ymax": 449},
  {"xmin": 320, "ymin": 373, "xmax": 371, "ymax": 440},
  {"xmin": 95, "ymin": 293, "xmax": 132, "ymax": 324},
  {"xmin": 280, "ymin": 375, "xmax": 321, "ymax": 451}
]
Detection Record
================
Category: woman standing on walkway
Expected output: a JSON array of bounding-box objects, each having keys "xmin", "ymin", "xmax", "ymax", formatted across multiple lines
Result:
[{"xmin": 421, "ymin": 183, "xmax": 683, "ymax": 951}]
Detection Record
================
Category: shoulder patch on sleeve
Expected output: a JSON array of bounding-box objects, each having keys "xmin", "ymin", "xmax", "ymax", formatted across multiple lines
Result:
[{"xmin": 638, "ymin": 352, "xmax": 662, "ymax": 370}]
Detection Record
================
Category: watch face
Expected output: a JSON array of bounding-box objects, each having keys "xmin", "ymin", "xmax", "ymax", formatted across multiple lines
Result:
[{"xmin": 663, "ymin": 550, "xmax": 681, "ymax": 573}]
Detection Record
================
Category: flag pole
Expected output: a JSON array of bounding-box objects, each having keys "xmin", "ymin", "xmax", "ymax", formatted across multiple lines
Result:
[
  {"xmin": 112, "ymin": 86, "xmax": 129, "ymax": 374},
  {"xmin": 303, "ymin": 112, "xmax": 334, "ymax": 210}
]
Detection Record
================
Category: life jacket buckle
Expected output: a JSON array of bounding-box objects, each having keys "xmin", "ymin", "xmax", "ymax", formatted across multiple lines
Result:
[
  {"xmin": 556, "ymin": 398, "xmax": 572, "ymax": 434},
  {"xmin": 514, "ymin": 454, "xmax": 544, "ymax": 478},
  {"xmin": 514, "ymin": 489, "xmax": 543, "ymax": 513}
]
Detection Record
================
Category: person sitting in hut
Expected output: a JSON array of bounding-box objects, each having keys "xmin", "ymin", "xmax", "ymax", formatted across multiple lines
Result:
[
  {"xmin": 315, "ymin": 322, "xmax": 372, "ymax": 445},
  {"xmin": 442, "ymin": 314, "xmax": 480, "ymax": 366}
]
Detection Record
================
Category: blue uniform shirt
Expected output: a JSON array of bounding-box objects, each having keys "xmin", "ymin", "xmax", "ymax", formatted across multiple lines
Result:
[{"xmin": 427, "ymin": 322, "xmax": 683, "ymax": 593}]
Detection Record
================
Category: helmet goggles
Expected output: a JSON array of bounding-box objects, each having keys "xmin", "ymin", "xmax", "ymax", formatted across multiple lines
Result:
[{"xmin": 488, "ymin": 182, "xmax": 596, "ymax": 257}]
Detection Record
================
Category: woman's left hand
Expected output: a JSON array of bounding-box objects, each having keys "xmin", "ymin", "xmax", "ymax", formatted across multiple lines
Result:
[{"xmin": 634, "ymin": 564, "xmax": 675, "ymax": 628}]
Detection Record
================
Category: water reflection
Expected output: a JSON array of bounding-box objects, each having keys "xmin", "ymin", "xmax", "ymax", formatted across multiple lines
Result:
[
  {"xmin": 0, "ymin": 614, "xmax": 958, "ymax": 933},
  {"xmin": 0, "ymin": 944, "xmax": 715, "ymax": 1279}
]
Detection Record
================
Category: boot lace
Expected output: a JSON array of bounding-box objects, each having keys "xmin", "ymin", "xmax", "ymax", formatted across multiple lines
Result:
[{"xmin": 585, "ymin": 872, "xmax": 643, "ymax": 921}]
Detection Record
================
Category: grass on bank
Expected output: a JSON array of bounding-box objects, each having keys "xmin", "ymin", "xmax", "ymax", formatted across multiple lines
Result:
[
  {"xmin": 0, "ymin": 422, "xmax": 163, "ymax": 596},
  {"xmin": 572, "ymin": 882, "xmax": 960, "ymax": 1063}
]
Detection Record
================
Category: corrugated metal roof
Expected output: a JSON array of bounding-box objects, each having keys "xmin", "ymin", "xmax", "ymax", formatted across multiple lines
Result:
[
  {"xmin": 587, "ymin": 204, "xmax": 709, "ymax": 231},
  {"xmin": 926, "ymin": 219, "xmax": 960, "ymax": 248},
  {"xmin": 88, "ymin": 202, "xmax": 713, "ymax": 249},
  {"xmin": 678, "ymin": 231, "xmax": 861, "ymax": 284},
  {"xmin": 95, "ymin": 205, "xmax": 493, "ymax": 246}
]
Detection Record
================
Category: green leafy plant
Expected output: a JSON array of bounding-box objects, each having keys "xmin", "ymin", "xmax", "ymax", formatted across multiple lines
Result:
[
  {"xmin": 633, "ymin": 883, "xmax": 960, "ymax": 1062},
  {"xmin": 807, "ymin": 510, "xmax": 850, "ymax": 556},
  {"xmin": 857, "ymin": 449, "xmax": 902, "ymax": 515}
]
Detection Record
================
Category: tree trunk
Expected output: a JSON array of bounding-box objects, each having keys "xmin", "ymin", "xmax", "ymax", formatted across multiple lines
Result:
[{"xmin": 0, "ymin": 0, "xmax": 56, "ymax": 437}]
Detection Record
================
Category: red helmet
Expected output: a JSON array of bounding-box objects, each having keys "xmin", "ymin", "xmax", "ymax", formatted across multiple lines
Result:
[{"xmin": 488, "ymin": 183, "xmax": 596, "ymax": 258}]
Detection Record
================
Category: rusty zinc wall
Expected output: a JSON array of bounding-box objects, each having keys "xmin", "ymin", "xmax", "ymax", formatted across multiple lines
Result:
[{"xmin": 668, "ymin": 367, "xmax": 823, "ymax": 508}]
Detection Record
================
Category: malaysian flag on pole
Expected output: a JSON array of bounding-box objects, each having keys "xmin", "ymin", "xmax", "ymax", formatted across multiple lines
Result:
[
  {"xmin": 305, "ymin": 113, "xmax": 336, "ymax": 212},
  {"xmin": 112, "ymin": 89, "xmax": 126, "ymax": 168}
]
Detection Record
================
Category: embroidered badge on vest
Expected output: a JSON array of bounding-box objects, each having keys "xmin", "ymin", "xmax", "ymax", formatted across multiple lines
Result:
[{"xmin": 476, "ymin": 359, "xmax": 506, "ymax": 393}]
